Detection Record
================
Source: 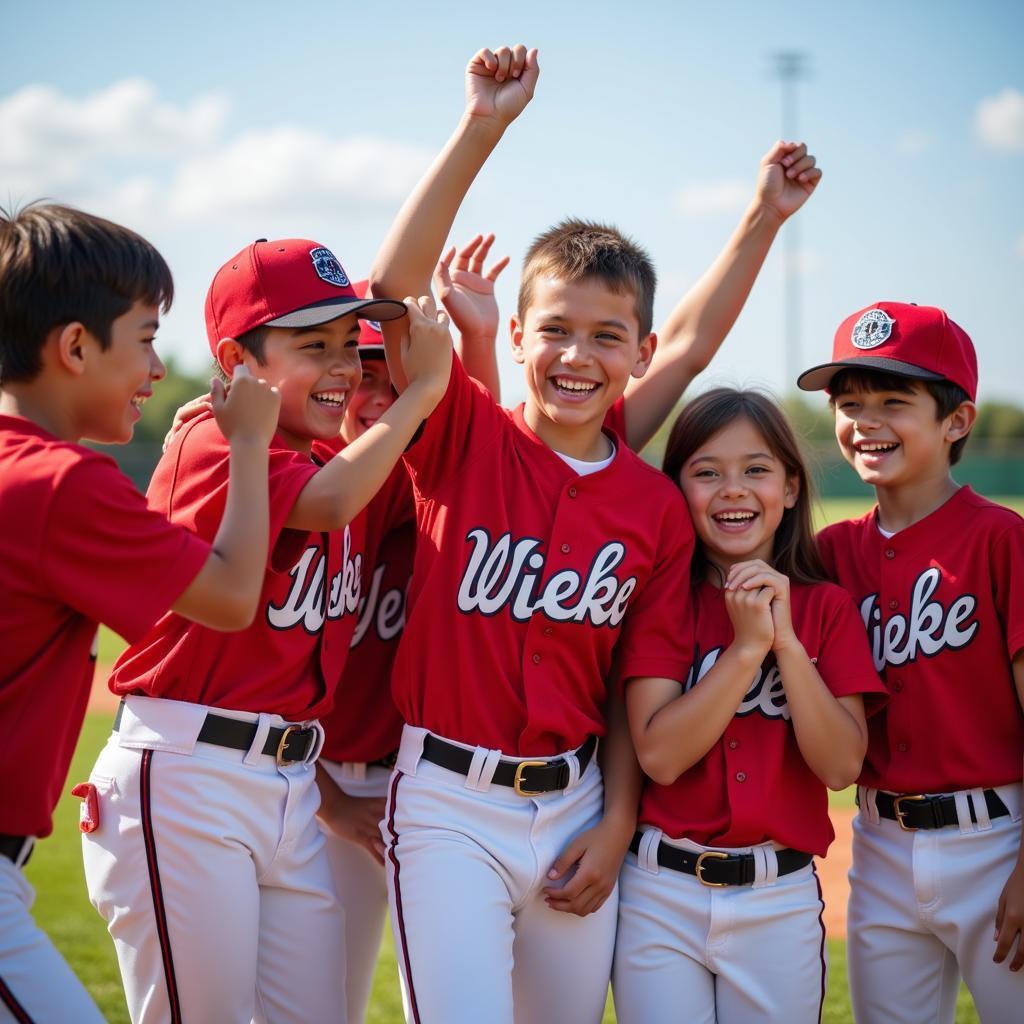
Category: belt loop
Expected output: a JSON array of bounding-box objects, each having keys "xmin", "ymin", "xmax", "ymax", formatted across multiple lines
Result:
[
  {"xmin": 397, "ymin": 725, "xmax": 427, "ymax": 776},
  {"xmin": 750, "ymin": 845, "xmax": 779, "ymax": 889},
  {"xmin": 860, "ymin": 786, "xmax": 881, "ymax": 825},
  {"xmin": 638, "ymin": 828, "xmax": 662, "ymax": 874},
  {"xmin": 14, "ymin": 837, "xmax": 35, "ymax": 869},
  {"xmin": 957, "ymin": 790, "xmax": 984, "ymax": 833},
  {"xmin": 306, "ymin": 722, "xmax": 324, "ymax": 764},
  {"xmin": 563, "ymin": 750, "xmax": 581, "ymax": 792},
  {"xmin": 466, "ymin": 747, "xmax": 502, "ymax": 792},
  {"xmin": 243, "ymin": 714, "xmax": 274, "ymax": 766}
]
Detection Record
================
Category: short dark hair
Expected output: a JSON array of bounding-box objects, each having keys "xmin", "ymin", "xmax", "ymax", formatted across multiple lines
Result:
[
  {"xmin": 663, "ymin": 387, "xmax": 827, "ymax": 588},
  {"xmin": 828, "ymin": 368, "xmax": 972, "ymax": 465},
  {"xmin": 517, "ymin": 218, "xmax": 656, "ymax": 338},
  {"xmin": 0, "ymin": 202, "xmax": 173, "ymax": 384},
  {"xmin": 212, "ymin": 324, "xmax": 270, "ymax": 382}
]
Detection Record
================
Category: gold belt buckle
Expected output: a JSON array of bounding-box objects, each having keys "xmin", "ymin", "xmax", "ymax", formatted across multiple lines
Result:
[
  {"xmin": 892, "ymin": 794, "xmax": 926, "ymax": 831},
  {"xmin": 276, "ymin": 725, "xmax": 300, "ymax": 766},
  {"xmin": 513, "ymin": 760, "xmax": 548, "ymax": 797},
  {"xmin": 695, "ymin": 850, "xmax": 730, "ymax": 887}
]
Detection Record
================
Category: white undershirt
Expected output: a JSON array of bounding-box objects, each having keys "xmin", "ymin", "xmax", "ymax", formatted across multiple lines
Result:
[{"xmin": 554, "ymin": 436, "xmax": 616, "ymax": 476}]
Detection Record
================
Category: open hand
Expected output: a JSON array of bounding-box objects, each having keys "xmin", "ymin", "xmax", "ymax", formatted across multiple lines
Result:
[{"xmin": 434, "ymin": 233, "xmax": 509, "ymax": 342}]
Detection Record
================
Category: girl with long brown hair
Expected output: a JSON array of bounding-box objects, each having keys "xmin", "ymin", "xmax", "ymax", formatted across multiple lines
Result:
[{"xmin": 613, "ymin": 387, "xmax": 885, "ymax": 1023}]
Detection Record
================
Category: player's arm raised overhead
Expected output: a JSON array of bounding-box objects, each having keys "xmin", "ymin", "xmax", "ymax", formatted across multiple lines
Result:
[
  {"xmin": 171, "ymin": 365, "xmax": 280, "ymax": 629},
  {"xmin": 621, "ymin": 141, "xmax": 822, "ymax": 451},
  {"xmin": 993, "ymin": 649, "xmax": 1024, "ymax": 972},
  {"xmin": 370, "ymin": 45, "xmax": 539, "ymax": 393},
  {"xmin": 284, "ymin": 297, "xmax": 452, "ymax": 532},
  {"xmin": 435, "ymin": 231, "xmax": 509, "ymax": 399}
]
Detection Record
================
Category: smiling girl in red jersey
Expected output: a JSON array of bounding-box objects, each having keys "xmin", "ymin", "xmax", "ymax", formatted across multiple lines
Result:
[{"xmin": 614, "ymin": 388, "xmax": 886, "ymax": 1024}]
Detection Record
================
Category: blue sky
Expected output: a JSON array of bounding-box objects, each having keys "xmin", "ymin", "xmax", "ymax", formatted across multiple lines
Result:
[{"xmin": 3, "ymin": 0, "xmax": 1022, "ymax": 406}]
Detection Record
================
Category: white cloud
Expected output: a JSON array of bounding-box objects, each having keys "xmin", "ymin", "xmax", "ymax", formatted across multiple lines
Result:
[
  {"xmin": 167, "ymin": 129, "xmax": 432, "ymax": 222},
  {"xmin": 0, "ymin": 79, "xmax": 433, "ymax": 232},
  {"xmin": 975, "ymin": 88, "xmax": 1024, "ymax": 151},
  {"xmin": 671, "ymin": 179, "xmax": 749, "ymax": 218},
  {"xmin": 896, "ymin": 130, "xmax": 932, "ymax": 155}
]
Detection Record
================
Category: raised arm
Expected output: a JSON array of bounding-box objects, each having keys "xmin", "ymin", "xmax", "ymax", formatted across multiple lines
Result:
[
  {"xmin": 370, "ymin": 45, "xmax": 538, "ymax": 393},
  {"xmin": 435, "ymin": 232, "xmax": 509, "ymax": 399},
  {"xmin": 621, "ymin": 140, "xmax": 822, "ymax": 451}
]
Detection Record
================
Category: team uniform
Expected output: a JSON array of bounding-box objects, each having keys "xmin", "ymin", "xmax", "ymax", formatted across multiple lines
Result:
[
  {"xmin": 380, "ymin": 356, "xmax": 694, "ymax": 1024},
  {"xmin": 819, "ymin": 488, "xmax": 1024, "ymax": 1024},
  {"xmin": 318, "ymin": 453, "xmax": 413, "ymax": 1024},
  {"xmin": 0, "ymin": 415, "xmax": 210, "ymax": 1023},
  {"xmin": 81, "ymin": 412, "xmax": 365, "ymax": 1024},
  {"xmin": 613, "ymin": 578, "xmax": 885, "ymax": 1023}
]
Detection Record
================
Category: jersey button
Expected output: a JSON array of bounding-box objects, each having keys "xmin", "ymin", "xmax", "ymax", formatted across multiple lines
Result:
[
  {"xmin": 728, "ymin": 739, "xmax": 740, "ymax": 750},
  {"xmin": 892, "ymin": 679, "xmax": 904, "ymax": 693},
  {"xmin": 885, "ymin": 548, "xmax": 896, "ymax": 559},
  {"xmin": 888, "ymin": 599, "xmax": 899, "ymax": 610},
  {"xmin": 532, "ymin": 653, "xmax": 541, "ymax": 665},
  {"xmin": 897, "ymin": 741, "xmax": 909, "ymax": 753},
  {"xmin": 568, "ymin": 486, "xmax": 578, "ymax": 498},
  {"xmin": 735, "ymin": 771, "xmax": 747, "ymax": 782},
  {"xmin": 561, "ymin": 543, "xmax": 571, "ymax": 554},
  {"xmin": 543, "ymin": 626, "xmax": 554, "ymax": 637}
]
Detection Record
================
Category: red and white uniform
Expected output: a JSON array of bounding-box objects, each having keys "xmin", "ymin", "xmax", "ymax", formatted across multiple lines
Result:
[
  {"xmin": 318, "ymin": 456, "xmax": 413, "ymax": 1024},
  {"xmin": 0, "ymin": 414, "xmax": 208, "ymax": 1023},
  {"xmin": 819, "ymin": 486, "xmax": 1024, "ymax": 1024},
  {"xmin": 614, "ymin": 579, "xmax": 884, "ymax": 1024},
  {"xmin": 82, "ymin": 412, "xmax": 365, "ymax": 1024},
  {"xmin": 382, "ymin": 358, "xmax": 694, "ymax": 1024}
]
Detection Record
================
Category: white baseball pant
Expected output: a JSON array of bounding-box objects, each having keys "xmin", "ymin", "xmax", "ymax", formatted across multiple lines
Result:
[
  {"xmin": 849, "ymin": 784, "xmax": 1023, "ymax": 1024},
  {"xmin": 382, "ymin": 725, "xmax": 617, "ymax": 1024},
  {"xmin": 0, "ymin": 849, "xmax": 105, "ymax": 1023},
  {"xmin": 319, "ymin": 758, "xmax": 395, "ymax": 1024},
  {"xmin": 81, "ymin": 696, "xmax": 348, "ymax": 1024},
  {"xmin": 612, "ymin": 827, "xmax": 827, "ymax": 1024}
]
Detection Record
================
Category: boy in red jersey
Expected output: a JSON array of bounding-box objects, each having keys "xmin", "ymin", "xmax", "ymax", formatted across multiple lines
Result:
[
  {"xmin": 800, "ymin": 302, "xmax": 1024, "ymax": 1021},
  {"xmin": 0, "ymin": 203, "xmax": 279, "ymax": 1022},
  {"xmin": 81, "ymin": 236, "xmax": 452, "ymax": 1023}
]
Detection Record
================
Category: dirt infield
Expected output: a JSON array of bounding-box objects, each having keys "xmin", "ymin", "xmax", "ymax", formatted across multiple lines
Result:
[{"xmin": 88, "ymin": 664, "xmax": 855, "ymax": 938}]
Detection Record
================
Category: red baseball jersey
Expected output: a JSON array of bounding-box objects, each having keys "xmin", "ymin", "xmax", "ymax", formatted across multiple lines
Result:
[
  {"xmin": 0, "ymin": 415, "xmax": 209, "ymax": 837},
  {"xmin": 604, "ymin": 395, "xmax": 627, "ymax": 440},
  {"xmin": 109, "ymin": 413, "xmax": 364, "ymax": 721},
  {"xmin": 818, "ymin": 486, "xmax": 1024, "ymax": 793},
  {"xmin": 320, "ymin": 461, "xmax": 414, "ymax": 763},
  {"xmin": 390, "ymin": 358, "xmax": 695, "ymax": 757},
  {"xmin": 636, "ymin": 579, "xmax": 885, "ymax": 856}
]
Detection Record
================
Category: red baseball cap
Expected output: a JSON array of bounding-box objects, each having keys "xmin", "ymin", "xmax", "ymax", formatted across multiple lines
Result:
[
  {"xmin": 352, "ymin": 279, "xmax": 386, "ymax": 358},
  {"xmin": 204, "ymin": 239, "xmax": 406, "ymax": 354},
  {"xmin": 797, "ymin": 301, "xmax": 978, "ymax": 402}
]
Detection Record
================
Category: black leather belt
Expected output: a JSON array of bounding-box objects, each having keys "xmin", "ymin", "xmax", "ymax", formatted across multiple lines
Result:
[
  {"xmin": 0, "ymin": 834, "xmax": 33, "ymax": 866},
  {"xmin": 113, "ymin": 701, "xmax": 318, "ymax": 766},
  {"xmin": 420, "ymin": 734, "xmax": 597, "ymax": 796},
  {"xmin": 872, "ymin": 789, "xmax": 1010, "ymax": 831},
  {"xmin": 629, "ymin": 831, "xmax": 813, "ymax": 887}
]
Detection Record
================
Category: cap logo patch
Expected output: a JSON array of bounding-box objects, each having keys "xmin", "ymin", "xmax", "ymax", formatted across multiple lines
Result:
[
  {"xmin": 310, "ymin": 247, "xmax": 350, "ymax": 288},
  {"xmin": 851, "ymin": 309, "xmax": 895, "ymax": 349},
  {"xmin": 365, "ymin": 319, "xmax": 382, "ymax": 334}
]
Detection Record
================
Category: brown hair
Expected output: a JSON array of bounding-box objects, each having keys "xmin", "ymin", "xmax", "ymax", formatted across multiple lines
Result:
[
  {"xmin": 828, "ymin": 367, "xmax": 972, "ymax": 465},
  {"xmin": 0, "ymin": 202, "xmax": 173, "ymax": 384},
  {"xmin": 663, "ymin": 387, "xmax": 827, "ymax": 587},
  {"xmin": 517, "ymin": 218, "xmax": 656, "ymax": 338}
]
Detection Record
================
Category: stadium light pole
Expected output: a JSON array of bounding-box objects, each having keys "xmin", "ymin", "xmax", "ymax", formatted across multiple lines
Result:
[{"xmin": 773, "ymin": 51, "xmax": 808, "ymax": 394}]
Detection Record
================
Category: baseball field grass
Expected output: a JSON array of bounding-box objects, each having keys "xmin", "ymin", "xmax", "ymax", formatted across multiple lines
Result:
[{"xmin": 30, "ymin": 496, "xmax": 1024, "ymax": 1022}]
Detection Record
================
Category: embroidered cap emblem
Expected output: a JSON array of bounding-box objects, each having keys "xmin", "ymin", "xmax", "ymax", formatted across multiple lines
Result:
[
  {"xmin": 851, "ymin": 309, "xmax": 895, "ymax": 349},
  {"xmin": 310, "ymin": 247, "xmax": 350, "ymax": 288},
  {"xmin": 365, "ymin": 319, "xmax": 382, "ymax": 334}
]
